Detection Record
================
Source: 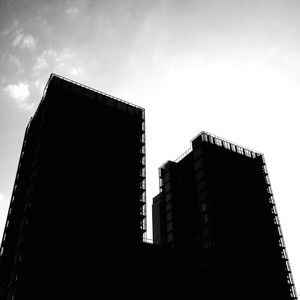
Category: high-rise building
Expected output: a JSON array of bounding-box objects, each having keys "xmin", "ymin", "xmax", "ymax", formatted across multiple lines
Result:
[
  {"xmin": 153, "ymin": 131, "xmax": 297, "ymax": 299},
  {"xmin": 0, "ymin": 73, "xmax": 146, "ymax": 299}
]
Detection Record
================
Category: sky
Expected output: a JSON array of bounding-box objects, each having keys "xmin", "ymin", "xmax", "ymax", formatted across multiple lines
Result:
[{"xmin": 0, "ymin": 0, "xmax": 299, "ymax": 291}]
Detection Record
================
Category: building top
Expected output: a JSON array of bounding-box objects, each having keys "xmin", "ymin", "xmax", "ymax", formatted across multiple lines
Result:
[
  {"xmin": 33, "ymin": 73, "xmax": 145, "ymax": 120},
  {"xmin": 160, "ymin": 131, "xmax": 262, "ymax": 170}
]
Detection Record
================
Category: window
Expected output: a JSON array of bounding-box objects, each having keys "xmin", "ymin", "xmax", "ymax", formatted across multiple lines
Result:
[
  {"xmin": 116, "ymin": 101, "xmax": 127, "ymax": 112},
  {"xmin": 140, "ymin": 180, "xmax": 146, "ymax": 190},
  {"xmin": 245, "ymin": 149, "xmax": 251, "ymax": 157},
  {"xmin": 193, "ymin": 148, "xmax": 203, "ymax": 159},
  {"xmin": 159, "ymin": 178, "xmax": 164, "ymax": 187},
  {"xmin": 237, "ymin": 146, "xmax": 244, "ymax": 154},
  {"xmin": 262, "ymin": 165, "xmax": 268, "ymax": 174},
  {"xmin": 166, "ymin": 202, "xmax": 172, "ymax": 212},
  {"xmin": 215, "ymin": 138, "xmax": 222, "ymax": 146},
  {"xmin": 196, "ymin": 180, "xmax": 207, "ymax": 192},
  {"xmin": 166, "ymin": 211, "xmax": 172, "ymax": 222},
  {"xmin": 128, "ymin": 105, "xmax": 135, "ymax": 115},
  {"xmin": 165, "ymin": 193, "xmax": 171, "ymax": 202},
  {"xmin": 199, "ymin": 202, "xmax": 207, "ymax": 213},
  {"xmin": 201, "ymin": 214, "xmax": 209, "ymax": 225},
  {"xmin": 165, "ymin": 183, "xmax": 171, "ymax": 193},
  {"xmin": 223, "ymin": 141, "xmax": 230, "ymax": 149},
  {"xmin": 201, "ymin": 225, "xmax": 211, "ymax": 238},
  {"xmin": 201, "ymin": 133, "xmax": 208, "ymax": 142},
  {"xmin": 202, "ymin": 240, "xmax": 214, "ymax": 249},
  {"xmin": 167, "ymin": 222, "xmax": 173, "ymax": 232},
  {"xmin": 164, "ymin": 172, "xmax": 170, "ymax": 182},
  {"xmin": 197, "ymin": 190, "xmax": 208, "ymax": 203},
  {"xmin": 167, "ymin": 232, "xmax": 174, "ymax": 243},
  {"xmin": 194, "ymin": 157, "xmax": 204, "ymax": 171},
  {"xmin": 195, "ymin": 169, "xmax": 205, "ymax": 182}
]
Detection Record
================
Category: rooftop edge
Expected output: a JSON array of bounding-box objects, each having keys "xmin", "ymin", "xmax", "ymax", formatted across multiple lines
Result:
[{"xmin": 160, "ymin": 131, "xmax": 262, "ymax": 170}]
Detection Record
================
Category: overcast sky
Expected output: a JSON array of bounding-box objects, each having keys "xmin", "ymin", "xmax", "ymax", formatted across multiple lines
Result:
[{"xmin": 0, "ymin": 0, "xmax": 299, "ymax": 291}]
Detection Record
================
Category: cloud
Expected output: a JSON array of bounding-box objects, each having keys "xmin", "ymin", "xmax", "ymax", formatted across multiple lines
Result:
[
  {"xmin": 0, "ymin": 20, "xmax": 19, "ymax": 38},
  {"xmin": 33, "ymin": 48, "xmax": 83, "ymax": 77},
  {"xmin": 66, "ymin": 0, "xmax": 90, "ymax": 16},
  {"xmin": 3, "ymin": 82, "xmax": 34, "ymax": 110},
  {"xmin": 7, "ymin": 54, "xmax": 24, "ymax": 72},
  {"xmin": 66, "ymin": 6, "xmax": 80, "ymax": 15},
  {"xmin": 33, "ymin": 55, "xmax": 48, "ymax": 72},
  {"xmin": 12, "ymin": 29, "xmax": 37, "ymax": 50},
  {"xmin": 68, "ymin": 67, "xmax": 82, "ymax": 76},
  {"xmin": 55, "ymin": 48, "xmax": 74, "ymax": 63},
  {"xmin": 22, "ymin": 35, "xmax": 36, "ymax": 50},
  {"xmin": 33, "ymin": 79, "xmax": 46, "ymax": 94}
]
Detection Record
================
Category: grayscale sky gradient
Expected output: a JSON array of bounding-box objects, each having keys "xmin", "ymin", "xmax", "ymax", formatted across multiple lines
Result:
[{"xmin": 0, "ymin": 0, "xmax": 299, "ymax": 291}]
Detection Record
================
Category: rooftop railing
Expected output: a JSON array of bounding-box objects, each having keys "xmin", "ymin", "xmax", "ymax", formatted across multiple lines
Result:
[
  {"xmin": 49, "ymin": 73, "xmax": 145, "ymax": 113},
  {"xmin": 195, "ymin": 131, "xmax": 261, "ymax": 158},
  {"xmin": 174, "ymin": 147, "xmax": 193, "ymax": 163},
  {"xmin": 165, "ymin": 131, "xmax": 262, "ymax": 168}
]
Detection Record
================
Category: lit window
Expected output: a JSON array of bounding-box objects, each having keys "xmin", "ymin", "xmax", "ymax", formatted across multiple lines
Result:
[
  {"xmin": 223, "ymin": 141, "xmax": 230, "ymax": 149},
  {"xmin": 201, "ymin": 134, "xmax": 208, "ymax": 142},
  {"xmin": 237, "ymin": 146, "xmax": 244, "ymax": 154},
  {"xmin": 245, "ymin": 149, "xmax": 251, "ymax": 157},
  {"xmin": 215, "ymin": 139, "xmax": 222, "ymax": 146}
]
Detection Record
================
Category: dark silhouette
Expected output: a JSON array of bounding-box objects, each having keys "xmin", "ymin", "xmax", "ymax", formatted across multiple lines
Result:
[
  {"xmin": 153, "ymin": 132, "xmax": 297, "ymax": 299},
  {"xmin": 0, "ymin": 74, "xmax": 297, "ymax": 299},
  {"xmin": 0, "ymin": 74, "xmax": 146, "ymax": 299}
]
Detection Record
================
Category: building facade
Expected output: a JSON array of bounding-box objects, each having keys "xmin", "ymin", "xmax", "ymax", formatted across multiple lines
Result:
[
  {"xmin": 0, "ymin": 74, "xmax": 146, "ymax": 299},
  {"xmin": 153, "ymin": 131, "xmax": 297, "ymax": 299}
]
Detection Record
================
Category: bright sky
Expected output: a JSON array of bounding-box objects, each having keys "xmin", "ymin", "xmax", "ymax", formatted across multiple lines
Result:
[{"xmin": 0, "ymin": 0, "xmax": 299, "ymax": 292}]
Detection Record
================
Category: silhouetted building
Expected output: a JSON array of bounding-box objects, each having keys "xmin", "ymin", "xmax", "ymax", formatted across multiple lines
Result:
[
  {"xmin": 0, "ymin": 74, "xmax": 146, "ymax": 299},
  {"xmin": 153, "ymin": 131, "xmax": 297, "ymax": 300}
]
